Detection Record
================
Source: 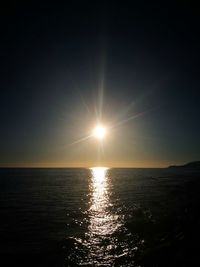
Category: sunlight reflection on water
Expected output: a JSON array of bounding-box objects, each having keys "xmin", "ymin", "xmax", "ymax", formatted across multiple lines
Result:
[
  {"xmin": 89, "ymin": 167, "xmax": 121, "ymax": 236},
  {"xmin": 64, "ymin": 168, "xmax": 139, "ymax": 266},
  {"xmin": 86, "ymin": 167, "xmax": 124, "ymax": 265}
]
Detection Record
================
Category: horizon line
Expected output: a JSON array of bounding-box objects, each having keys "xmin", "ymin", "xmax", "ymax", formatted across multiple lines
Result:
[
  {"xmin": 0, "ymin": 160, "xmax": 195, "ymax": 169},
  {"xmin": 0, "ymin": 166, "xmax": 166, "ymax": 169}
]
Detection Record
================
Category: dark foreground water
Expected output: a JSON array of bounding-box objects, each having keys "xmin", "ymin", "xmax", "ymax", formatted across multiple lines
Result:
[{"xmin": 0, "ymin": 168, "xmax": 200, "ymax": 266}]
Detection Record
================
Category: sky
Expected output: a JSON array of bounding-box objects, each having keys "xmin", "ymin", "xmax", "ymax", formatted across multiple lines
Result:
[{"xmin": 0, "ymin": 2, "xmax": 200, "ymax": 167}]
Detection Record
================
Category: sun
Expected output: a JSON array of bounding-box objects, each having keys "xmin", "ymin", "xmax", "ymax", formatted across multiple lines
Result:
[{"xmin": 93, "ymin": 125, "xmax": 107, "ymax": 140}]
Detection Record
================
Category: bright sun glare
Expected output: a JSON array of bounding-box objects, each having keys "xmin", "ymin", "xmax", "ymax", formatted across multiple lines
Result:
[{"xmin": 93, "ymin": 125, "xmax": 107, "ymax": 140}]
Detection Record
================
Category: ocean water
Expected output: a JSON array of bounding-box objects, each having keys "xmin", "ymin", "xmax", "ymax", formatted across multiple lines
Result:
[{"xmin": 0, "ymin": 168, "xmax": 200, "ymax": 267}]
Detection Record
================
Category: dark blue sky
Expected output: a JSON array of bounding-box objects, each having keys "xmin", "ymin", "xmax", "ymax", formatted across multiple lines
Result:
[{"xmin": 0, "ymin": 2, "xmax": 200, "ymax": 167}]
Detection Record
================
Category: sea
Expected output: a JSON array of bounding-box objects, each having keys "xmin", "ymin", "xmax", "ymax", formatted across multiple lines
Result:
[{"xmin": 0, "ymin": 167, "xmax": 200, "ymax": 267}]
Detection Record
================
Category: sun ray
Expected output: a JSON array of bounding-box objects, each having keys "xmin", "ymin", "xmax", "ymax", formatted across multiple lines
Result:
[
  {"xmin": 110, "ymin": 111, "xmax": 145, "ymax": 129},
  {"xmin": 68, "ymin": 134, "xmax": 92, "ymax": 146}
]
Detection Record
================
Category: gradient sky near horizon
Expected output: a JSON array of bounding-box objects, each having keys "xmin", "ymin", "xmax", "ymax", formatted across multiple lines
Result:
[{"xmin": 0, "ymin": 2, "xmax": 200, "ymax": 167}]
